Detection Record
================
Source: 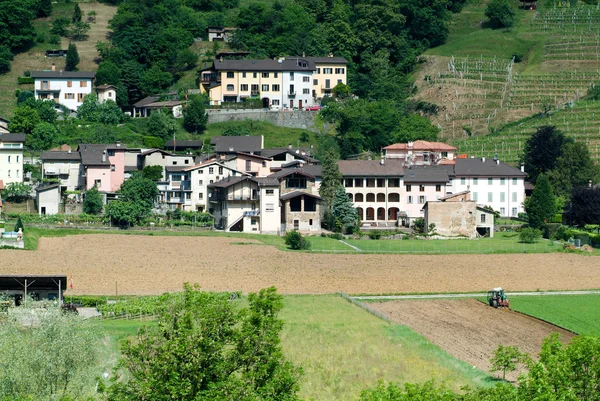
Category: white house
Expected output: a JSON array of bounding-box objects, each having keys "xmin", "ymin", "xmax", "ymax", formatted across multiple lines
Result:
[
  {"xmin": 383, "ymin": 141, "xmax": 457, "ymax": 165},
  {"xmin": 95, "ymin": 84, "xmax": 117, "ymax": 103},
  {"xmin": 35, "ymin": 184, "xmax": 61, "ymax": 216},
  {"xmin": 40, "ymin": 150, "xmax": 84, "ymax": 191},
  {"xmin": 0, "ymin": 133, "xmax": 25, "ymax": 186},
  {"xmin": 450, "ymin": 157, "xmax": 526, "ymax": 217},
  {"xmin": 31, "ymin": 67, "xmax": 95, "ymax": 111},
  {"xmin": 281, "ymin": 64, "xmax": 313, "ymax": 109}
]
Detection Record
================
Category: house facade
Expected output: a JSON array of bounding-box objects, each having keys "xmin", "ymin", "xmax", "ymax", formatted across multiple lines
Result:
[
  {"xmin": 31, "ymin": 68, "xmax": 95, "ymax": 111},
  {"xmin": 423, "ymin": 193, "xmax": 495, "ymax": 238},
  {"xmin": 40, "ymin": 150, "xmax": 83, "ymax": 191},
  {"xmin": 35, "ymin": 184, "xmax": 61, "ymax": 216},
  {"xmin": 79, "ymin": 144, "xmax": 127, "ymax": 193},
  {"xmin": 383, "ymin": 141, "xmax": 457, "ymax": 165},
  {"xmin": 96, "ymin": 85, "xmax": 117, "ymax": 103},
  {"xmin": 308, "ymin": 56, "xmax": 349, "ymax": 98},
  {"xmin": 0, "ymin": 133, "xmax": 25, "ymax": 186}
]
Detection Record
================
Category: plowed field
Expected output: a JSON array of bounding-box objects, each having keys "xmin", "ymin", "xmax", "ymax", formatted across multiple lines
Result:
[
  {"xmin": 1, "ymin": 235, "xmax": 599, "ymax": 295},
  {"xmin": 370, "ymin": 299, "xmax": 575, "ymax": 381}
]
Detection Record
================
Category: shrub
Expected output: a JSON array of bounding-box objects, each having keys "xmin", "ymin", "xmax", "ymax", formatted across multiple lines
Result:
[
  {"xmin": 485, "ymin": 0, "xmax": 516, "ymax": 29},
  {"xmin": 519, "ymin": 227, "xmax": 541, "ymax": 243},
  {"xmin": 573, "ymin": 232, "xmax": 591, "ymax": 246},
  {"xmin": 284, "ymin": 230, "xmax": 310, "ymax": 250},
  {"xmin": 544, "ymin": 223, "xmax": 562, "ymax": 240},
  {"xmin": 411, "ymin": 217, "xmax": 425, "ymax": 233},
  {"xmin": 368, "ymin": 231, "xmax": 381, "ymax": 240}
]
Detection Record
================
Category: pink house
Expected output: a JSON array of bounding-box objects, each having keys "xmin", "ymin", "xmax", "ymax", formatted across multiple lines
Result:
[
  {"xmin": 221, "ymin": 152, "xmax": 271, "ymax": 177},
  {"xmin": 79, "ymin": 143, "xmax": 127, "ymax": 192}
]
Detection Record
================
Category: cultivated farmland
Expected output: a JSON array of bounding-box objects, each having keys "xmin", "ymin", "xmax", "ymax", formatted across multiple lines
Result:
[{"xmin": 1, "ymin": 234, "xmax": 600, "ymax": 295}]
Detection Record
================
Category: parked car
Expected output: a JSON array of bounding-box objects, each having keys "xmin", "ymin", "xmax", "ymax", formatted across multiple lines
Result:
[{"xmin": 305, "ymin": 105, "xmax": 321, "ymax": 111}]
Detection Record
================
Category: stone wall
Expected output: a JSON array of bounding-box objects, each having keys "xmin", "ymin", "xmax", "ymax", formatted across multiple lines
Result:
[
  {"xmin": 424, "ymin": 201, "xmax": 477, "ymax": 238},
  {"xmin": 207, "ymin": 109, "xmax": 320, "ymax": 132}
]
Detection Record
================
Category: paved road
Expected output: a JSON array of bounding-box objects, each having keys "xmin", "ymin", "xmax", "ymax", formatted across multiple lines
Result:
[{"xmin": 352, "ymin": 290, "xmax": 600, "ymax": 300}]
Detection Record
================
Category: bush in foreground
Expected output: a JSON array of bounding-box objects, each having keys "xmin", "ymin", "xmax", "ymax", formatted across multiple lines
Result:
[
  {"xmin": 284, "ymin": 230, "xmax": 311, "ymax": 250},
  {"xmin": 519, "ymin": 227, "xmax": 541, "ymax": 243}
]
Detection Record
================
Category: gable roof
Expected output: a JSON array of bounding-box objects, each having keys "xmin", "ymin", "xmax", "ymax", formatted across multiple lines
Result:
[
  {"xmin": 440, "ymin": 190, "xmax": 470, "ymax": 201},
  {"xmin": 383, "ymin": 141, "xmax": 456, "ymax": 152},
  {"xmin": 31, "ymin": 71, "xmax": 95, "ymax": 79},
  {"xmin": 35, "ymin": 183, "xmax": 60, "ymax": 192},
  {"xmin": 260, "ymin": 147, "xmax": 319, "ymax": 162},
  {"xmin": 338, "ymin": 159, "xmax": 404, "ymax": 176},
  {"xmin": 404, "ymin": 166, "xmax": 449, "ymax": 183},
  {"xmin": 164, "ymin": 140, "xmax": 204, "ymax": 150},
  {"xmin": 0, "ymin": 133, "xmax": 26, "ymax": 143},
  {"xmin": 208, "ymin": 176, "xmax": 255, "ymax": 189},
  {"xmin": 96, "ymin": 84, "xmax": 117, "ymax": 90},
  {"xmin": 78, "ymin": 144, "xmax": 126, "ymax": 166},
  {"xmin": 210, "ymin": 136, "xmax": 262, "ymax": 154},
  {"xmin": 280, "ymin": 191, "xmax": 322, "ymax": 201},
  {"xmin": 453, "ymin": 158, "xmax": 526, "ymax": 177},
  {"xmin": 210, "ymin": 58, "xmax": 315, "ymax": 72},
  {"xmin": 268, "ymin": 168, "xmax": 316, "ymax": 180},
  {"xmin": 40, "ymin": 151, "xmax": 81, "ymax": 161}
]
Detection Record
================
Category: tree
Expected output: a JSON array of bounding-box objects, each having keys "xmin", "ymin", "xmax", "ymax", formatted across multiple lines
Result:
[
  {"xmin": 0, "ymin": 45, "xmax": 13, "ymax": 74},
  {"xmin": 3, "ymin": 182, "xmax": 30, "ymax": 203},
  {"xmin": 318, "ymin": 139, "xmax": 342, "ymax": 210},
  {"xmin": 0, "ymin": 304, "xmax": 101, "ymax": 400},
  {"xmin": 22, "ymin": 97, "xmax": 58, "ymax": 123},
  {"xmin": 523, "ymin": 126, "xmax": 572, "ymax": 183},
  {"xmin": 183, "ymin": 94, "xmax": 208, "ymax": 133},
  {"xmin": 570, "ymin": 187, "xmax": 600, "ymax": 227},
  {"xmin": 332, "ymin": 185, "xmax": 358, "ymax": 233},
  {"xmin": 72, "ymin": 3, "xmax": 82, "ymax": 23},
  {"xmin": 14, "ymin": 216, "xmax": 24, "ymax": 233},
  {"xmin": 95, "ymin": 61, "xmax": 121, "ymax": 86},
  {"xmin": 76, "ymin": 92, "xmax": 100, "ymax": 121},
  {"xmin": 97, "ymin": 100, "xmax": 125, "ymax": 124},
  {"xmin": 9, "ymin": 105, "xmax": 40, "ymax": 134},
  {"xmin": 107, "ymin": 285, "xmax": 302, "ymax": 400},
  {"xmin": 83, "ymin": 185, "xmax": 103, "ymax": 215},
  {"xmin": 490, "ymin": 345, "xmax": 526, "ymax": 380},
  {"xmin": 16, "ymin": 90, "xmax": 34, "ymax": 103},
  {"xmin": 332, "ymin": 82, "xmax": 351, "ymax": 99},
  {"xmin": 485, "ymin": 0, "xmax": 516, "ymax": 29},
  {"xmin": 105, "ymin": 200, "xmax": 147, "ymax": 227},
  {"xmin": 547, "ymin": 142, "xmax": 600, "ymax": 199},
  {"xmin": 141, "ymin": 165, "xmax": 164, "ymax": 181},
  {"xmin": 28, "ymin": 122, "xmax": 57, "ymax": 151},
  {"xmin": 0, "ymin": 1, "xmax": 37, "ymax": 51},
  {"xmin": 147, "ymin": 109, "xmax": 178, "ymax": 140},
  {"xmin": 140, "ymin": 66, "xmax": 173, "ymax": 96},
  {"xmin": 37, "ymin": 0, "xmax": 53, "ymax": 18},
  {"xmin": 50, "ymin": 17, "xmax": 70, "ymax": 37},
  {"xmin": 284, "ymin": 230, "xmax": 311, "ymax": 250},
  {"xmin": 65, "ymin": 42, "xmax": 79, "ymax": 71},
  {"xmin": 106, "ymin": 174, "xmax": 159, "ymax": 226},
  {"xmin": 525, "ymin": 174, "xmax": 556, "ymax": 229},
  {"xmin": 393, "ymin": 114, "xmax": 439, "ymax": 144},
  {"xmin": 71, "ymin": 21, "xmax": 91, "ymax": 41},
  {"xmin": 519, "ymin": 227, "xmax": 541, "ymax": 244}
]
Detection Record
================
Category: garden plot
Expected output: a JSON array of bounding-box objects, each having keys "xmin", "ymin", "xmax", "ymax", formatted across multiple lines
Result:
[{"xmin": 370, "ymin": 299, "xmax": 575, "ymax": 381}]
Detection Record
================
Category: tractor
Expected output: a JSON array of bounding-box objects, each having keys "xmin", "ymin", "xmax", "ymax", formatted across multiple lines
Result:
[{"xmin": 487, "ymin": 287, "xmax": 510, "ymax": 308}]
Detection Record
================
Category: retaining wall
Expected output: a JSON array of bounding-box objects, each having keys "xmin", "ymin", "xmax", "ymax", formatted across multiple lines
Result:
[{"xmin": 207, "ymin": 109, "xmax": 320, "ymax": 132}]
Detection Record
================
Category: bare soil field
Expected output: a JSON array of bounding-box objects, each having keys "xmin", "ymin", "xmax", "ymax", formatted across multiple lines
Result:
[
  {"xmin": 370, "ymin": 299, "xmax": 575, "ymax": 381},
  {"xmin": 1, "ymin": 235, "xmax": 600, "ymax": 295}
]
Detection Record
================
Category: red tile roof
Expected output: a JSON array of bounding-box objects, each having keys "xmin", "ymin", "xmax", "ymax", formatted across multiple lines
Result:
[{"xmin": 383, "ymin": 140, "xmax": 456, "ymax": 151}]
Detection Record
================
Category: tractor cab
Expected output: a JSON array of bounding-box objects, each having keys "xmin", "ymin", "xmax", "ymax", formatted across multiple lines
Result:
[{"xmin": 487, "ymin": 287, "xmax": 510, "ymax": 308}]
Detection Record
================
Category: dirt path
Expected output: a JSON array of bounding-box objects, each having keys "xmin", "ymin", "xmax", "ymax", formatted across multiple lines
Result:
[
  {"xmin": 1, "ymin": 235, "xmax": 600, "ymax": 295},
  {"xmin": 370, "ymin": 299, "xmax": 575, "ymax": 381}
]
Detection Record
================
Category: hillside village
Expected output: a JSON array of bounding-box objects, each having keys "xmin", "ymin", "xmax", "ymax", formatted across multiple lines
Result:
[{"xmin": 1, "ymin": 0, "xmax": 600, "ymax": 400}]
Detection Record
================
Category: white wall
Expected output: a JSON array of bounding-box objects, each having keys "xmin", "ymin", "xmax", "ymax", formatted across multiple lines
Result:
[
  {"xmin": 259, "ymin": 186, "xmax": 280, "ymax": 234},
  {"xmin": 0, "ymin": 147, "xmax": 24, "ymax": 184},
  {"xmin": 188, "ymin": 163, "xmax": 243, "ymax": 211},
  {"xmin": 282, "ymin": 71, "xmax": 313, "ymax": 109},
  {"xmin": 451, "ymin": 177, "xmax": 525, "ymax": 217},
  {"xmin": 37, "ymin": 188, "xmax": 60, "ymax": 215},
  {"xmin": 42, "ymin": 160, "xmax": 83, "ymax": 191},
  {"xmin": 35, "ymin": 78, "xmax": 93, "ymax": 110}
]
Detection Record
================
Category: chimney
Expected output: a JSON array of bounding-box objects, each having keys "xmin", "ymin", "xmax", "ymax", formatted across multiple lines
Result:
[
  {"xmin": 380, "ymin": 157, "xmax": 384, "ymax": 166},
  {"xmin": 219, "ymin": 56, "xmax": 223, "ymax": 62},
  {"xmin": 520, "ymin": 164, "xmax": 525, "ymax": 172},
  {"xmin": 288, "ymin": 144, "xmax": 292, "ymax": 149},
  {"xmin": 589, "ymin": 180, "xmax": 593, "ymax": 188},
  {"xmin": 116, "ymin": 141, "xmax": 121, "ymax": 147},
  {"xmin": 482, "ymin": 157, "xmax": 485, "ymax": 163},
  {"xmin": 68, "ymin": 149, "xmax": 71, "ymax": 154},
  {"xmin": 102, "ymin": 150, "xmax": 107, "ymax": 163},
  {"xmin": 407, "ymin": 141, "xmax": 414, "ymax": 149},
  {"xmin": 51, "ymin": 63, "xmax": 56, "ymax": 72},
  {"xmin": 302, "ymin": 52, "xmax": 305, "ymax": 57},
  {"xmin": 496, "ymin": 159, "xmax": 499, "ymax": 165},
  {"xmin": 328, "ymin": 52, "xmax": 334, "ymax": 58}
]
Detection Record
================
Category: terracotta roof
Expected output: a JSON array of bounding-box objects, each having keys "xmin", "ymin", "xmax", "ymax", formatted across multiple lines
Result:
[
  {"xmin": 338, "ymin": 159, "xmax": 404, "ymax": 176},
  {"xmin": 439, "ymin": 159, "xmax": 456, "ymax": 165},
  {"xmin": 383, "ymin": 141, "xmax": 456, "ymax": 151}
]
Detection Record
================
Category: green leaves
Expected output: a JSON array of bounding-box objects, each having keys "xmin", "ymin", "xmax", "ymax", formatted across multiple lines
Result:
[
  {"xmin": 332, "ymin": 185, "xmax": 358, "ymax": 233},
  {"xmin": 525, "ymin": 174, "xmax": 556, "ymax": 230}
]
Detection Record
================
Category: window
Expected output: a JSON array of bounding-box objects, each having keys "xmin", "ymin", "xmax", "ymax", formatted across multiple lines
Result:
[
  {"xmin": 78, "ymin": 93, "xmax": 85, "ymax": 102},
  {"xmin": 210, "ymin": 180, "xmax": 213, "ymax": 184},
  {"xmin": 227, "ymin": 72, "xmax": 234, "ymax": 78},
  {"xmin": 185, "ymin": 193, "xmax": 191, "ymax": 200},
  {"xmin": 262, "ymin": 72, "xmax": 269, "ymax": 78},
  {"xmin": 354, "ymin": 178, "xmax": 363, "ymax": 187},
  {"xmin": 512, "ymin": 207, "xmax": 517, "ymax": 217},
  {"xmin": 460, "ymin": 177, "xmax": 466, "ymax": 185},
  {"xmin": 80, "ymin": 81, "xmax": 87, "ymax": 87},
  {"xmin": 512, "ymin": 192, "xmax": 517, "ymax": 202},
  {"xmin": 309, "ymin": 219, "xmax": 313, "ymax": 226},
  {"xmin": 251, "ymin": 84, "xmax": 259, "ymax": 93},
  {"xmin": 473, "ymin": 192, "xmax": 478, "ymax": 201},
  {"xmin": 500, "ymin": 192, "xmax": 505, "ymax": 202},
  {"xmin": 41, "ymin": 81, "xmax": 49, "ymax": 90},
  {"xmin": 95, "ymin": 179, "xmax": 101, "ymax": 187},
  {"xmin": 488, "ymin": 192, "xmax": 493, "ymax": 202},
  {"xmin": 199, "ymin": 180, "xmax": 203, "ymax": 185},
  {"xmin": 16, "ymin": 156, "xmax": 19, "ymax": 162},
  {"xmin": 406, "ymin": 185, "xmax": 411, "ymax": 192},
  {"xmin": 173, "ymin": 161, "xmax": 178, "ymax": 165},
  {"xmin": 442, "ymin": 151, "xmax": 448, "ymax": 158},
  {"xmin": 262, "ymin": 160, "xmax": 267, "ymax": 167},
  {"xmin": 111, "ymin": 165, "xmax": 115, "ymax": 171},
  {"xmin": 65, "ymin": 93, "xmax": 75, "ymax": 100},
  {"xmin": 313, "ymin": 79, "xmax": 318, "ymax": 85},
  {"xmin": 500, "ymin": 178, "xmax": 506, "ymax": 185},
  {"xmin": 262, "ymin": 84, "xmax": 269, "ymax": 91},
  {"xmin": 67, "ymin": 81, "xmax": 72, "ymax": 87},
  {"xmin": 245, "ymin": 160, "xmax": 252, "ymax": 171},
  {"xmin": 209, "ymin": 167, "xmax": 214, "ymax": 174},
  {"xmin": 218, "ymin": 166, "xmax": 223, "ymax": 175},
  {"xmin": 289, "ymin": 72, "xmax": 294, "ymax": 80},
  {"xmin": 286, "ymin": 177, "xmax": 306, "ymax": 188},
  {"xmin": 337, "ymin": 79, "xmax": 342, "ymax": 84},
  {"xmin": 324, "ymin": 68, "xmax": 333, "ymax": 74},
  {"xmin": 16, "ymin": 170, "xmax": 19, "ymax": 178},
  {"xmin": 199, "ymin": 193, "xmax": 203, "ymax": 200},
  {"xmin": 419, "ymin": 185, "xmax": 425, "ymax": 192},
  {"xmin": 266, "ymin": 189, "xmax": 274, "ymax": 195},
  {"xmin": 500, "ymin": 207, "xmax": 505, "ymax": 216},
  {"xmin": 316, "ymin": 68, "xmax": 321, "ymax": 74},
  {"xmin": 253, "ymin": 72, "xmax": 257, "ymax": 78},
  {"xmin": 481, "ymin": 214, "xmax": 486, "ymax": 223},
  {"xmin": 303, "ymin": 76, "xmax": 310, "ymax": 82},
  {"xmin": 199, "ymin": 169, "xmax": 203, "ymax": 174},
  {"xmin": 377, "ymin": 178, "xmax": 384, "ymax": 187},
  {"xmin": 436, "ymin": 185, "xmax": 441, "ymax": 192},
  {"xmin": 389, "ymin": 178, "xmax": 400, "ymax": 187},
  {"xmin": 7, "ymin": 170, "xmax": 10, "ymax": 177},
  {"xmin": 303, "ymin": 88, "xmax": 310, "ymax": 94},
  {"xmin": 251, "ymin": 218, "xmax": 257, "ymax": 225},
  {"xmin": 512, "ymin": 178, "xmax": 517, "ymax": 185},
  {"xmin": 226, "ymin": 84, "xmax": 234, "ymax": 91},
  {"xmin": 418, "ymin": 196, "xmax": 425, "ymax": 204},
  {"xmin": 473, "ymin": 178, "xmax": 478, "ymax": 185},
  {"xmin": 272, "ymin": 99, "xmax": 280, "ymax": 105},
  {"xmin": 345, "ymin": 178, "xmax": 353, "ymax": 187},
  {"xmin": 266, "ymin": 203, "xmax": 274, "ymax": 212},
  {"xmin": 185, "ymin": 160, "xmax": 189, "ymax": 164},
  {"xmin": 242, "ymin": 72, "xmax": 246, "ymax": 78},
  {"xmin": 335, "ymin": 68, "xmax": 345, "ymax": 74},
  {"xmin": 241, "ymin": 84, "xmax": 248, "ymax": 91},
  {"xmin": 407, "ymin": 196, "xmax": 413, "ymax": 204},
  {"xmin": 7, "ymin": 156, "xmax": 10, "ymax": 163},
  {"xmin": 272, "ymin": 84, "xmax": 280, "ymax": 91},
  {"xmin": 274, "ymin": 72, "xmax": 278, "ymax": 78},
  {"xmin": 325, "ymin": 79, "xmax": 330, "ymax": 88}
]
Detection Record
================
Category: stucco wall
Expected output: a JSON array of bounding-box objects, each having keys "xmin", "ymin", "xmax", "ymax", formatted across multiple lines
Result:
[{"xmin": 207, "ymin": 109, "xmax": 319, "ymax": 132}]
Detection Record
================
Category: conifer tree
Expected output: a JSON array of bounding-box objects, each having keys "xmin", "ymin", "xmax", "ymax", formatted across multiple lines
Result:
[
  {"xmin": 65, "ymin": 43, "xmax": 79, "ymax": 71},
  {"xmin": 332, "ymin": 185, "xmax": 358, "ymax": 233},
  {"xmin": 525, "ymin": 174, "xmax": 556, "ymax": 229}
]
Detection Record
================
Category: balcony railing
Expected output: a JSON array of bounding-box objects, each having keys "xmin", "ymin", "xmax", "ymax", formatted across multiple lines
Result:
[
  {"xmin": 212, "ymin": 194, "xmax": 260, "ymax": 201},
  {"xmin": 201, "ymin": 74, "xmax": 219, "ymax": 82},
  {"xmin": 169, "ymin": 180, "xmax": 191, "ymax": 190},
  {"xmin": 288, "ymin": 91, "xmax": 296, "ymax": 96}
]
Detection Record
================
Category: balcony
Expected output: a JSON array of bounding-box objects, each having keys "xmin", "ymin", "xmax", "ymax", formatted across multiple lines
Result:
[
  {"xmin": 169, "ymin": 180, "xmax": 191, "ymax": 191},
  {"xmin": 212, "ymin": 193, "xmax": 260, "ymax": 201},
  {"xmin": 288, "ymin": 91, "xmax": 296, "ymax": 96},
  {"xmin": 201, "ymin": 74, "xmax": 219, "ymax": 82}
]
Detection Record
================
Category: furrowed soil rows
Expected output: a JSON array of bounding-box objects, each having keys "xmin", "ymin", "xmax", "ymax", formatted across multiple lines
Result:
[
  {"xmin": 1, "ymin": 235, "xmax": 600, "ymax": 295},
  {"xmin": 370, "ymin": 299, "xmax": 575, "ymax": 381}
]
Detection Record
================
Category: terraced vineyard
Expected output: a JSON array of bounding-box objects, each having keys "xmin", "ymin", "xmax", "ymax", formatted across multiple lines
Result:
[
  {"xmin": 530, "ymin": 5, "xmax": 600, "ymax": 34},
  {"xmin": 454, "ymin": 100, "xmax": 600, "ymax": 164}
]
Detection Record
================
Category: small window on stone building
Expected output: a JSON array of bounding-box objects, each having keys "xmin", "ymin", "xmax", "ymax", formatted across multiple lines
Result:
[{"xmin": 481, "ymin": 214, "xmax": 486, "ymax": 223}]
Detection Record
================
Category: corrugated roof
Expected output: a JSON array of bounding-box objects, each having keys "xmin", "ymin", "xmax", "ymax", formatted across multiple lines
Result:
[
  {"xmin": 454, "ymin": 158, "xmax": 526, "ymax": 177},
  {"xmin": 404, "ymin": 166, "xmax": 449, "ymax": 183},
  {"xmin": 31, "ymin": 71, "xmax": 95, "ymax": 79},
  {"xmin": 338, "ymin": 160, "xmax": 404, "ymax": 176},
  {"xmin": 383, "ymin": 141, "xmax": 456, "ymax": 151}
]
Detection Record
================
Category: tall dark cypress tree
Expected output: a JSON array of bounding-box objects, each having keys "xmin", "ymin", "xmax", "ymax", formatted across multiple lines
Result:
[
  {"xmin": 65, "ymin": 43, "xmax": 79, "ymax": 71},
  {"xmin": 526, "ymin": 174, "xmax": 556, "ymax": 229}
]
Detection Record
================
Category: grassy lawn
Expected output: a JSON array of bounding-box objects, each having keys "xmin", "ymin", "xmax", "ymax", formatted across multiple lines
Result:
[
  {"xmin": 308, "ymin": 233, "xmax": 568, "ymax": 254},
  {"xmin": 509, "ymin": 295, "xmax": 600, "ymax": 335},
  {"xmin": 96, "ymin": 295, "xmax": 493, "ymax": 401}
]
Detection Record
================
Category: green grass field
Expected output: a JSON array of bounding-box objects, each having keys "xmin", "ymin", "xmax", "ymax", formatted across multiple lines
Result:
[
  {"xmin": 97, "ymin": 295, "xmax": 493, "ymax": 401},
  {"xmin": 307, "ymin": 232, "xmax": 571, "ymax": 254},
  {"xmin": 509, "ymin": 294, "xmax": 600, "ymax": 335}
]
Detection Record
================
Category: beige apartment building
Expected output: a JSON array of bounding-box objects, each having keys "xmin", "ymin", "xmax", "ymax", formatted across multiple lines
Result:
[{"xmin": 307, "ymin": 56, "xmax": 348, "ymax": 98}]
